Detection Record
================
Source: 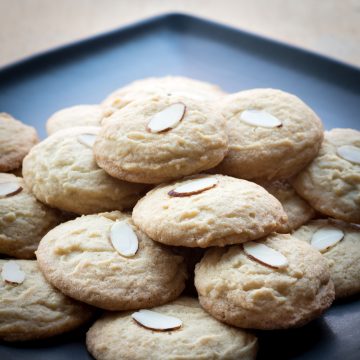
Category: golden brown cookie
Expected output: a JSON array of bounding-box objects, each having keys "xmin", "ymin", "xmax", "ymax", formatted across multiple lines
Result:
[
  {"xmin": 86, "ymin": 297, "xmax": 258, "ymax": 360},
  {"xmin": 0, "ymin": 173, "xmax": 62, "ymax": 259},
  {"xmin": 195, "ymin": 233, "xmax": 334, "ymax": 329},
  {"xmin": 259, "ymin": 179, "xmax": 315, "ymax": 232},
  {"xmin": 94, "ymin": 94, "xmax": 228, "ymax": 184},
  {"xmin": 46, "ymin": 104, "xmax": 110, "ymax": 135},
  {"xmin": 132, "ymin": 174, "xmax": 287, "ymax": 247},
  {"xmin": 102, "ymin": 76, "xmax": 225, "ymax": 109},
  {"xmin": 22, "ymin": 127, "xmax": 147, "ymax": 214},
  {"xmin": 213, "ymin": 89, "xmax": 323, "ymax": 181},
  {"xmin": 36, "ymin": 211, "xmax": 187, "ymax": 310},
  {"xmin": 293, "ymin": 219, "xmax": 360, "ymax": 298},
  {"xmin": 0, "ymin": 259, "xmax": 93, "ymax": 341},
  {"xmin": 292, "ymin": 128, "xmax": 360, "ymax": 223},
  {"xmin": 0, "ymin": 113, "xmax": 38, "ymax": 172}
]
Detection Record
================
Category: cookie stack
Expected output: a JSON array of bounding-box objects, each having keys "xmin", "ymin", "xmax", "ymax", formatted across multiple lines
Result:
[{"xmin": 1, "ymin": 76, "xmax": 359, "ymax": 359}]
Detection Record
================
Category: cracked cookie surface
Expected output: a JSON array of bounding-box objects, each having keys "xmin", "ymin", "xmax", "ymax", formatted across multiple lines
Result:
[
  {"xmin": 292, "ymin": 128, "xmax": 360, "ymax": 223},
  {"xmin": 213, "ymin": 89, "xmax": 323, "ymax": 181},
  {"xmin": 36, "ymin": 211, "xmax": 187, "ymax": 310},
  {"xmin": 86, "ymin": 297, "xmax": 257, "ymax": 360},
  {"xmin": 0, "ymin": 113, "xmax": 38, "ymax": 172},
  {"xmin": 0, "ymin": 259, "xmax": 92, "ymax": 341},
  {"xmin": 293, "ymin": 219, "xmax": 360, "ymax": 298},
  {"xmin": 95, "ymin": 94, "xmax": 228, "ymax": 184},
  {"xmin": 0, "ymin": 173, "xmax": 62, "ymax": 258},
  {"xmin": 132, "ymin": 174, "xmax": 287, "ymax": 247},
  {"xmin": 195, "ymin": 233, "xmax": 334, "ymax": 329},
  {"xmin": 23, "ymin": 127, "xmax": 146, "ymax": 214}
]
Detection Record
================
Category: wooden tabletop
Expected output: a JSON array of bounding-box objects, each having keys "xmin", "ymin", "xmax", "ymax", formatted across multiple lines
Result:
[{"xmin": 0, "ymin": 0, "xmax": 359, "ymax": 68}]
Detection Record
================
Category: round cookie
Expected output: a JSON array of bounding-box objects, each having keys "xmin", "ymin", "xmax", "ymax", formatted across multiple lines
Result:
[
  {"xmin": 292, "ymin": 128, "xmax": 360, "ymax": 223},
  {"xmin": 259, "ymin": 180, "xmax": 315, "ymax": 232},
  {"xmin": 195, "ymin": 233, "xmax": 335, "ymax": 329},
  {"xmin": 0, "ymin": 113, "xmax": 38, "ymax": 172},
  {"xmin": 36, "ymin": 211, "xmax": 187, "ymax": 310},
  {"xmin": 293, "ymin": 219, "xmax": 360, "ymax": 298},
  {"xmin": 22, "ymin": 126, "xmax": 147, "ymax": 214},
  {"xmin": 213, "ymin": 89, "xmax": 323, "ymax": 181},
  {"xmin": 0, "ymin": 259, "xmax": 93, "ymax": 341},
  {"xmin": 86, "ymin": 297, "xmax": 258, "ymax": 360},
  {"xmin": 132, "ymin": 174, "xmax": 288, "ymax": 247},
  {"xmin": 102, "ymin": 76, "xmax": 225, "ymax": 109},
  {"xmin": 94, "ymin": 95, "xmax": 228, "ymax": 184},
  {"xmin": 0, "ymin": 173, "xmax": 62, "ymax": 259},
  {"xmin": 46, "ymin": 104, "xmax": 111, "ymax": 135}
]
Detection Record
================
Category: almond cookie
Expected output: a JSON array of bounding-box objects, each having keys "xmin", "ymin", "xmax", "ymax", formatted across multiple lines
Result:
[
  {"xmin": 132, "ymin": 174, "xmax": 287, "ymax": 247},
  {"xmin": 260, "ymin": 180, "xmax": 315, "ymax": 232},
  {"xmin": 22, "ymin": 126, "xmax": 146, "ymax": 214},
  {"xmin": 86, "ymin": 297, "xmax": 258, "ymax": 360},
  {"xmin": 0, "ymin": 259, "xmax": 93, "ymax": 341},
  {"xmin": 94, "ymin": 94, "xmax": 228, "ymax": 184},
  {"xmin": 0, "ymin": 113, "xmax": 38, "ymax": 172},
  {"xmin": 292, "ymin": 128, "xmax": 360, "ymax": 223},
  {"xmin": 36, "ymin": 211, "xmax": 187, "ymax": 310},
  {"xmin": 46, "ymin": 104, "xmax": 110, "ymax": 135},
  {"xmin": 213, "ymin": 89, "xmax": 323, "ymax": 181},
  {"xmin": 293, "ymin": 219, "xmax": 360, "ymax": 298},
  {"xmin": 195, "ymin": 233, "xmax": 335, "ymax": 329},
  {"xmin": 0, "ymin": 173, "xmax": 62, "ymax": 259},
  {"xmin": 102, "ymin": 76, "xmax": 225, "ymax": 109}
]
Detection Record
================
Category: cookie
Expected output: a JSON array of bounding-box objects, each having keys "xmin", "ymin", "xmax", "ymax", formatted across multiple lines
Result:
[
  {"xmin": 94, "ymin": 95, "xmax": 228, "ymax": 184},
  {"xmin": 22, "ymin": 126, "xmax": 147, "ymax": 214},
  {"xmin": 293, "ymin": 219, "xmax": 360, "ymax": 298},
  {"xmin": 0, "ymin": 259, "xmax": 92, "ymax": 341},
  {"xmin": 86, "ymin": 297, "xmax": 258, "ymax": 360},
  {"xmin": 102, "ymin": 76, "xmax": 225, "ymax": 109},
  {"xmin": 195, "ymin": 233, "xmax": 335, "ymax": 329},
  {"xmin": 0, "ymin": 113, "xmax": 38, "ymax": 172},
  {"xmin": 46, "ymin": 104, "xmax": 110, "ymax": 135},
  {"xmin": 259, "ymin": 180, "xmax": 315, "ymax": 232},
  {"xmin": 132, "ymin": 174, "xmax": 287, "ymax": 247},
  {"xmin": 0, "ymin": 173, "xmax": 62, "ymax": 259},
  {"xmin": 213, "ymin": 89, "xmax": 323, "ymax": 181},
  {"xmin": 36, "ymin": 211, "xmax": 187, "ymax": 310},
  {"xmin": 292, "ymin": 128, "xmax": 360, "ymax": 223}
]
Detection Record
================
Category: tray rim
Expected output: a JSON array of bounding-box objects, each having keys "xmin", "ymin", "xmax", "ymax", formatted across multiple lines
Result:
[
  {"xmin": 0, "ymin": 11, "xmax": 360, "ymax": 360},
  {"xmin": 1, "ymin": 12, "xmax": 359, "ymax": 78}
]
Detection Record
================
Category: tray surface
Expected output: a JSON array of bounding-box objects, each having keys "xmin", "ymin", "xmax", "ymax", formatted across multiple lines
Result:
[{"xmin": 0, "ymin": 13, "xmax": 359, "ymax": 360}]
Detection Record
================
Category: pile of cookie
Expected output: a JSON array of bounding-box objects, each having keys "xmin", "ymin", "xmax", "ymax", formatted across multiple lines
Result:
[{"xmin": 1, "ymin": 76, "xmax": 359, "ymax": 359}]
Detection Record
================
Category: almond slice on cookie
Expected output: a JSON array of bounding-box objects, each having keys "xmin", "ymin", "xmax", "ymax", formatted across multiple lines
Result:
[
  {"xmin": 132, "ymin": 309, "xmax": 182, "ymax": 331},
  {"xmin": 243, "ymin": 242, "xmax": 288, "ymax": 269}
]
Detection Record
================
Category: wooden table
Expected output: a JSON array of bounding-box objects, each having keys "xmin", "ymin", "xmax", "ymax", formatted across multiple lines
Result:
[{"xmin": 0, "ymin": 0, "xmax": 359, "ymax": 68}]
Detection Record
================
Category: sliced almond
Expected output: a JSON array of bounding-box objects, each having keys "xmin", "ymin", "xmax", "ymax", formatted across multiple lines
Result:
[
  {"xmin": 243, "ymin": 242, "xmax": 288, "ymax": 269},
  {"xmin": 132, "ymin": 310, "xmax": 182, "ymax": 331},
  {"xmin": 311, "ymin": 226, "xmax": 344, "ymax": 253},
  {"xmin": 147, "ymin": 103, "xmax": 186, "ymax": 133},
  {"xmin": 0, "ymin": 173, "xmax": 17, "ymax": 183},
  {"xmin": 168, "ymin": 177, "xmax": 218, "ymax": 197},
  {"xmin": 1, "ymin": 261, "xmax": 26, "ymax": 284},
  {"xmin": 77, "ymin": 133, "xmax": 97, "ymax": 148},
  {"xmin": 240, "ymin": 109, "xmax": 282, "ymax": 128},
  {"xmin": 110, "ymin": 221, "xmax": 138, "ymax": 257},
  {"xmin": 337, "ymin": 145, "xmax": 360, "ymax": 165},
  {"xmin": 0, "ymin": 181, "xmax": 22, "ymax": 198}
]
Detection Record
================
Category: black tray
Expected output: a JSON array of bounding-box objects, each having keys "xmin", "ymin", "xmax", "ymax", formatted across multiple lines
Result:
[{"xmin": 0, "ymin": 13, "xmax": 359, "ymax": 360}]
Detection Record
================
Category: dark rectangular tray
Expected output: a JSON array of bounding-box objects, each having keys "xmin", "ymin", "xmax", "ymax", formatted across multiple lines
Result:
[{"xmin": 0, "ymin": 13, "xmax": 359, "ymax": 360}]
